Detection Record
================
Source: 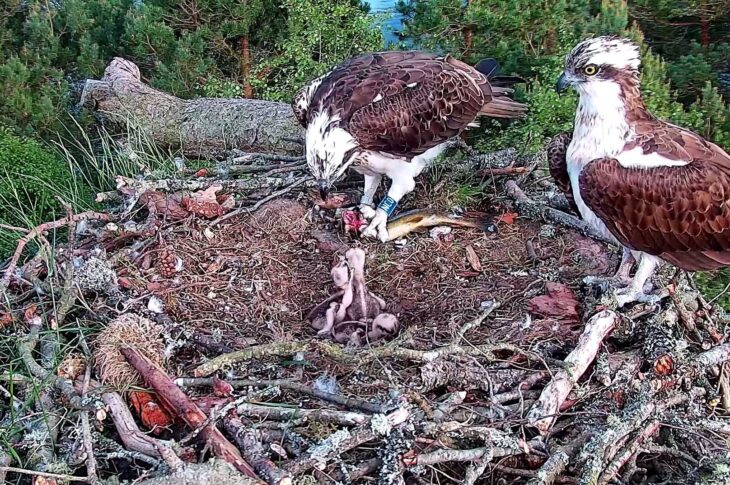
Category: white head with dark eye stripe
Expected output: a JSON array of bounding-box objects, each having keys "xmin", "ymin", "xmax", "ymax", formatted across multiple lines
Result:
[
  {"xmin": 305, "ymin": 110, "xmax": 359, "ymax": 199},
  {"xmin": 556, "ymin": 36, "xmax": 641, "ymax": 93}
]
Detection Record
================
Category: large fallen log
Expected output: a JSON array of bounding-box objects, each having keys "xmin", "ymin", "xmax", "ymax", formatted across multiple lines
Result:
[{"xmin": 79, "ymin": 58, "xmax": 304, "ymax": 158}]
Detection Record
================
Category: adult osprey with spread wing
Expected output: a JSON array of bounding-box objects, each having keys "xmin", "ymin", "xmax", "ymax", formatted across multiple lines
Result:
[
  {"xmin": 293, "ymin": 51, "xmax": 527, "ymax": 241},
  {"xmin": 549, "ymin": 36, "xmax": 730, "ymax": 307}
]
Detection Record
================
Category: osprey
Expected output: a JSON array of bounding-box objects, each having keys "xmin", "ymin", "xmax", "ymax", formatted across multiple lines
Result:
[
  {"xmin": 549, "ymin": 36, "xmax": 730, "ymax": 307},
  {"xmin": 293, "ymin": 51, "xmax": 527, "ymax": 241}
]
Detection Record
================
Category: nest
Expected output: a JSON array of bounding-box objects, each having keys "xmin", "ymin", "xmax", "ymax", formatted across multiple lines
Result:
[{"xmin": 93, "ymin": 313, "xmax": 166, "ymax": 390}]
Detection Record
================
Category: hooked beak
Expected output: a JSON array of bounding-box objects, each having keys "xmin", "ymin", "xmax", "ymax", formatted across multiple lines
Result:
[
  {"xmin": 318, "ymin": 179, "xmax": 330, "ymax": 200},
  {"xmin": 555, "ymin": 72, "xmax": 571, "ymax": 94}
]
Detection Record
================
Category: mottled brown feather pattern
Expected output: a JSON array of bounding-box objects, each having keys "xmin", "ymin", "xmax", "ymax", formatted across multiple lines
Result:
[
  {"xmin": 307, "ymin": 51, "xmax": 526, "ymax": 157},
  {"xmin": 580, "ymin": 133, "xmax": 730, "ymax": 271},
  {"xmin": 547, "ymin": 133, "xmax": 578, "ymax": 213}
]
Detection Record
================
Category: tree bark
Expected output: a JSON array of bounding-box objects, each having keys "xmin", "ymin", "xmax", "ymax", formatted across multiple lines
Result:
[
  {"xmin": 241, "ymin": 35, "xmax": 253, "ymax": 99},
  {"xmin": 79, "ymin": 58, "xmax": 303, "ymax": 158}
]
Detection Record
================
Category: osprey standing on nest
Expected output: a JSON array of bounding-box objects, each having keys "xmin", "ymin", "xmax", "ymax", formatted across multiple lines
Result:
[
  {"xmin": 549, "ymin": 36, "xmax": 730, "ymax": 307},
  {"xmin": 293, "ymin": 51, "xmax": 527, "ymax": 241}
]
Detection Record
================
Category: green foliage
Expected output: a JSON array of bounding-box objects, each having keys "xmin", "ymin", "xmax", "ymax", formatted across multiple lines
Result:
[
  {"xmin": 0, "ymin": 127, "xmax": 89, "ymax": 257},
  {"xmin": 665, "ymin": 42, "xmax": 730, "ymax": 101},
  {"xmin": 397, "ymin": 0, "xmax": 591, "ymax": 70},
  {"xmin": 0, "ymin": 0, "xmax": 134, "ymax": 136},
  {"xmin": 694, "ymin": 270, "xmax": 730, "ymax": 310},
  {"xmin": 400, "ymin": 0, "xmax": 729, "ymax": 152},
  {"xmin": 252, "ymin": 0, "xmax": 384, "ymax": 101}
]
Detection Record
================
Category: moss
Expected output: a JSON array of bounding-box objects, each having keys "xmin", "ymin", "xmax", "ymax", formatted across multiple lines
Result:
[{"xmin": 0, "ymin": 126, "xmax": 90, "ymax": 258}]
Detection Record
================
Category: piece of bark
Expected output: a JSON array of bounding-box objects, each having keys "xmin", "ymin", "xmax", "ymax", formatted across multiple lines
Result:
[
  {"xmin": 527, "ymin": 310, "xmax": 618, "ymax": 434},
  {"xmin": 79, "ymin": 58, "xmax": 303, "ymax": 158},
  {"xmin": 529, "ymin": 282, "xmax": 580, "ymax": 325},
  {"xmin": 119, "ymin": 346, "xmax": 261, "ymax": 482}
]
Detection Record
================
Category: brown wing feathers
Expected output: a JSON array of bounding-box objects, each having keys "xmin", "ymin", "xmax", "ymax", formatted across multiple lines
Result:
[
  {"xmin": 307, "ymin": 51, "xmax": 526, "ymax": 156},
  {"xmin": 579, "ymin": 149, "xmax": 730, "ymax": 271}
]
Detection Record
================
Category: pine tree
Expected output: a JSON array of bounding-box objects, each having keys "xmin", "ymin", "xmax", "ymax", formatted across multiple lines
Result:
[{"xmin": 252, "ymin": 0, "xmax": 384, "ymax": 101}]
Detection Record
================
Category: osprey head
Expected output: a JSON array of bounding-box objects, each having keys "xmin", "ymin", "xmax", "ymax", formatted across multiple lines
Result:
[
  {"xmin": 306, "ymin": 111, "xmax": 358, "ymax": 200},
  {"xmin": 556, "ymin": 36, "xmax": 641, "ymax": 94}
]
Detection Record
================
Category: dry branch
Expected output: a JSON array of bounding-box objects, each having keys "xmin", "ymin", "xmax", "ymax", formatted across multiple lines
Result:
[
  {"xmin": 505, "ymin": 180, "xmax": 614, "ymax": 245},
  {"xmin": 80, "ymin": 58, "xmax": 303, "ymax": 158},
  {"xmin": 596, "ymin": 420, "xmax": 660, "ymax": 485},
  {"xmin": 527, "ymin": 310, "xmax": 618, "ymax": 434},
  {"xmin": 236, "ymin": 402, "xmax": 369, "ymax": 427},
  {"xmin": 101, "ymin": 389, "xmax": 171, "ymax": 458},
  {"xmin": 282, "ymin": 408, "xmax": 409, "ymax": 476},
  {"xmin": 193, "ymin": 337, "xmax": 564, "ymax": 377},
  {"xmin": 119, "ymin": 345, "xmax": 261, "ymax": 481},
  {"xmin": 527, "ymin": 437, "xmax": 587, "ymax": 485},
  {"xmin": 223, "ymin": 416, "xmax": 293, "ymax": 485},
  {"xmin": 0, "ymin": 211, "xmax": 111, "ymax": 291},
  {"xmin": 402, "ymin": 439, "xmax": 537, "ymax": 467},
  {"xmin": 175, "ymin": 377, "xmax": 386, "ymax": 413}
]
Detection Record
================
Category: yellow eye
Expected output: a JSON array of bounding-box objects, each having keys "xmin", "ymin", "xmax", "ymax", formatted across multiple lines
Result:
[{"xmin": 584, "ymin": 64, "xmax": 598, "ymax": 76}]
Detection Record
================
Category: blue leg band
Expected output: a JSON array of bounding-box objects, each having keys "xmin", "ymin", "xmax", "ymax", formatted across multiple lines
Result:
[{"xmin": 378, "ymin": 196, "xmax": 398, "ymax": 216}]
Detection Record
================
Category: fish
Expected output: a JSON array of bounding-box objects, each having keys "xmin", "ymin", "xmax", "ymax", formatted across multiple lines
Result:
[{"xmin": 385, "ymin": 209, "xmax": 497, "ymax": 241}]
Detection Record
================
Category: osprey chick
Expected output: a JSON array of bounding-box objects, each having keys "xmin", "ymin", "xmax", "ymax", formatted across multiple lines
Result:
[
  {"xmin": 293, "ymin": 51, "xmax": 527, "ymax": 241},
  {"xmin": 550, "ymin": 36, "xmax": 730, "ymax": 307}
]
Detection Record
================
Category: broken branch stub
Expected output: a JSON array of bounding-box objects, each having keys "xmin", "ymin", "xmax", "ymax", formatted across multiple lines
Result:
[{"xmin": 527, "ymin": 310, "xmax": 618, "ymax": 435}]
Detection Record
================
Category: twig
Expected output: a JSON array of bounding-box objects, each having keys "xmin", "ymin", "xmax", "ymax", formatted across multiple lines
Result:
[
  {"xmin": 0, "ymin": 467, "xmax": 89, "ymax": 482},
  {"xmin": 55, "ymin": 199, "xmax": 79, "ymax": 326},
  {"xmin": 17, "ymin": 318, "xmax": 91, "ymax": 410},
  {"xmin": 580, "ymin": 391, "xmax": 698, "ymax": 485},
  {"xmin": 454, "ymin": 301, "xmax": 500, "ymax": 344},
  {"xmin": 721, "ymin": 363, "xmax": 730, "ymax": 412},
  {"xmin": 282, "ymin": 408, "xmax": 409, "ymax": 476},
  {"xmin": 596, "ymin": 420, "xmax": 660, "ymax": 485},
  {"xmin": 175, "ymin": 377, "xmax": 387, "ymax": 413},
  {"xmin": 324, "ymin": 457, "xmax": 382, "ymax": 483},
  {"xmin": 476, "ymin": 165, "xmax": 527, "ymax": 177},
  {"xmin": 504, "ymin": 180, "xmax": 615, "ymax": 245},
  {"xmin": 194, "ymin": 341, "xmax": 310, "ymax": 376},
  {"xmin": 216, "ymin": 161, "xmax": 305, "ymax": 176},
  {"xmin": 120, "ymin": 345, "xmax": 261, "ymax": 481},
  {"xmin": 639, "ymin": 445, "xmax": 699, "ymax": 466},
  {"xmin": 236, "ymin": 402, "xmax": 369, "ymax": 427},
  {"xmin": 194, "ymin": 338, "xmax": 564, "ymax": 377},
  {"xmin": 223, "ymin": 415, "xmax": 293, "ymax": 485},
  {"xmin": 179, "ymin": 394, "xmax": 247, "ymax": 446},
  {"xmin": 114, "ymin": 174, "xmax": 298, "ymax": 195},
  {"xmin": 695, "ymin": 343, "xmax": 730, "ymax": 368},
  {"xmin": 495, "ymin": 464, "xmax": 578, "ymax": 484},
  {"xmin": 229, "ymin": 152, "xmax": 305, "ymax": 164},
  {"xmin": 210, "ymin": 175, "xmax": 310, "ymax": 226},
  {"xmin": 527, "ymin": 437, "xmax": 587, "ymax": 485},
  {"xmin": 403, "ymin": 440, "xmax": 537, "ymax": 467},
  {"xmin": 698, "ymin": 419, "xmax": 730, "ymax": 435},
  {"xmin": 0, "ymin": 211, "xmax": 110, "ymax": 290},
  {"xmin": 100, "ymin": 389, "xmax": 172, "ymax": 458},
  {"xmin": 527, "ymin": 310, "xmax": 617, "ymax": 434},
  {"xmin": 491, "ymin": 372, "xmax": 548, "ymax": 404},
  {"xmin": 80, "ymin": 363, "xmax": 100, "ymax": 485},
  {"xmin": 464, "ymin": 461, "xmax": 489, "ymax": 484}
]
